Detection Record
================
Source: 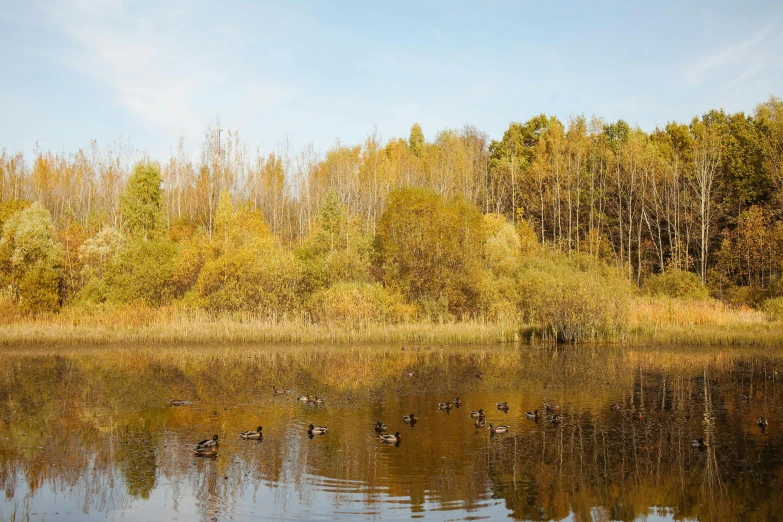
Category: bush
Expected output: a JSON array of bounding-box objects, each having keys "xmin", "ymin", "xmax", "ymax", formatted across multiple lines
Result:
[
  {"xmin": 644, "ymin": 270, "xmax": 709, "ymax": 300},
  {"xmin": 307, "ymin": 282, "xmax": 414, "ymax": 325},
  {"xmin": 102, "ymin": 238, "xmax": 178, "ymax": 306},
  {"xmin": 518, "ymin": 252, "xmax": 633, "ymax": 342},
  {"xmin": 762, "ymin": 297, "xmax": 783, "ymax": 321}
]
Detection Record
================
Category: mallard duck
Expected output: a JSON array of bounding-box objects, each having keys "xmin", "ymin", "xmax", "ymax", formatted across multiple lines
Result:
[
  {"xmin": 525, "ymin": 409, "xmax": 540, "ymax": 420},
  {"xmin": 470, "ymin": 409, "xmax": 485, "ymax": 419},
  {"xmin": 272, "ymin": 387, "xmax": 290, "ymax": 395},
  {"xmin": 489, "ymin": 423, "xmax": 509, "ymax": 434},
  {"xmin": 549, "ymin": 415, "xmax": 561, "ymax": 425},
  {"xmin": 379, "ymin": 432, "xmax": 401, "ymax": 443},
  {"xmin": 633, "ymin": 411, "xmax": 644, "ymax": 420},
  {"xmin": 375, "ymin": 421, "xmax": 388, "ymax": 432},
  {"xmin": 691, "ymin": 438, "xmax": 708, "ymax": 449},
  {"xmin": 308, "ymin": 424, "xmax": 328, "ymax": 435},
  {"xmin": 239, "ymin": 426, "xmax": 263, "ymax": 440},
  {"xmin": 196, "ymin": 434, "xmax": 219, "ymax": 449},
  {"xmin": 610, "ymin": 403, "xmax": 622, "ymax": 411},
  {"xmin": 758, "ymin": 417, "xmax": 768, "ymax": 428},
  {"xmin": 453, "ymin": 397, "xmax": 462, "ymax": 407},
  {"xmin": 474, "ymin": 418, "xmax": 486, "ymax": 428},
  {"xmin": 497, "ymin": 402, "xmax": 509, "ymax": 411},
  {"xmin": 169, "ymin": 398, "xmax": 189, "ymax": 406},
  {"xmin": 475, "ymin": 372, "xmax": 484, "ymax": 380},
  {"xmin": 404, "ymin": 371, "xmax": 415, "ymax": 377},
  {"xmin": 438, "ymin": 402, "xmax": 452, "ymax": 411},
  {"xmin": 741, "ymin": 394, "xmax": 751, "ymax": 401},
  {"xmin": 544, "ymin": 404, "xmax": 560, "ymax": 412},
  {"xmin": 297, "ymin": 395, "xmax": 312, "ymax": 402},
  {"xmin": 403, "ymin": 414, "xmax": 417, "ymax": 424}
]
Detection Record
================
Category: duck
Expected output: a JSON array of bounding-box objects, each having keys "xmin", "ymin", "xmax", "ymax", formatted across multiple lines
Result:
[
  {"xmin": 404, "ymin": 371, "xmax": 416, "ymax": 378},
  {"xmin": 758, "ymin": 417, "xmax": 768, "ymax": 428},
  {"xmin": 438, "ymin": 402, "xmax": 452, "ymax": 411},
  {"xmin": 310, "ymin": 397, "xmax": 325, "ymax": 404},
  {"xmin": 475, "ymin": 372, "xmax": 484, "ymax": 380},
  {"xmin": 403, "ymin": 414, "xmax": 417, "ymax": 424},
  {"xmin": 610, "ymin": 403, "xmax": 622, "ymax": 411},
  {"xmin": 379, "ymin": 432, "xmax": 401, "ymax": 443},
  {"xmin": 525, "ymin": 409, "xmax": 540, "ymax": 420},
  {"xmin": 489, "ymin": 423, "xmax": 509, "ymax": 434},
  {"xmin": 196, "ymin": 434, "xmax": 219, "ymax": 449},
  {"xmin": 169, "ymin": 398, "xmax": 189, "ymax": 406},
  {"xmin": 741, "ymin": 394, "xmax": 751, "ymax": 401},
  {"xmin": 497, "ymin": 402, "xmax": 509, "ymax": 412},
  {"xmin": 474, "ymin": 418, "xmax": 486, "ymax": 428},
  {"xmin": 239, "ymin": 426, "xmax": 263, "ymax": 440},
  {"xmin": 544, "ymin": 404, "xmax": 561, "ymax": 412},
  {"xmin": 272, "ymin": 387, "xmax": 290, "ymax": 395},
  {"xmin": 308, "ymin": 424, "xmax": 328, "ymax": 435},
  {"xmin": 549, "ymin": 415, "xmax": 561, "ymax": 425},
  {"xmin": 453, "ymin": 397, "xmax": 462, "ymax": 407},
  {"xmin": 470, "ymin": 409, "xmax": 486, "ymax": 419},
  {"xmin": 375, "ymin": 421, "xmax": 388, "ymax": 432},
  {"xmin": 297, "ymin": 395, "xmax": 312, "ymax": 402},
  {"xmin": 633, "ymin": 411, "xmax": 644, "ymax": 421},
  {"xmin": 691, "ymin": 438, "xmax": 708, "ymax": 449}
]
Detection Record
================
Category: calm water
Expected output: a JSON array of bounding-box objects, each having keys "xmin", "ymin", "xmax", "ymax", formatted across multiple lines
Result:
[{"xmin": 0, "ymin": 345, "xmax": 780, "ymax": 521}]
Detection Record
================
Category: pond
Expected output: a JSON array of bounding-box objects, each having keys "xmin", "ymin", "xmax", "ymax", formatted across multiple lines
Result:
[{"xmin": 0, "ymin": 344, "xmax": 780, "ymax": 521}]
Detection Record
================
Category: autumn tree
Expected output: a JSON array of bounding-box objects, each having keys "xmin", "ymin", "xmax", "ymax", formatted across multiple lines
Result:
[{"xmin": 120, "ymin": 161, "xmax": 163, "ymax": 238}]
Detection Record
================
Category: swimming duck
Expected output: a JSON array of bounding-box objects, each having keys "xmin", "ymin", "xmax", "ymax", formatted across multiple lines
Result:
[
  {"xmin": 272, "ymin": 387, "xmax": 290, "ymax": 395},
  {"xmin": 196, "ymin": 434, "xmax": 219, "ymax": 449},
  {"xmin": 525, "ymin": 409, "xmax": 540, "ymax": 420},
  {"xmin": 544, "ymin": 404, "xmax": 561, "ymax": 412},
  {"xmin": 308, "ymin": 424, "xmax": 328, "ymax": 435},
  {"xmin": 470, "ymin": 409, "xmax": 485, "ymax": 419},
  {"xmin": 404, "ymin": 371, "xmax": 415, "ymax": 377},
  {"xmin": 453, "ymin": 397, "xmax": 462, "ymax": 407},
  {"xmin": 549, "ymin": 415, "xmax": 561, "ymax": 425},
  {"xmin": 610, "ymin": 403, "xmax": 622, "ymax": 411},
  {"xmin": 691, "ymin": 438, "xmax": 708, "ymax": 449},
  {"xmin": 474, "ymin": 418, "xmax": 486, "ymax": 428},
  {"xmin": 310, "ymin": 397, "xmax": 325, "ymax": 404},
  {"xmin": 633, "ymin": 411, "xmax": 644, "ymax": 420},
  {"xmin": 239, "ymin": 426, "xmax": 263, "ymax": 440},
  {"xmin": 297, "ymin": 395, "xmax": 312, "ymax": 402},
  {"xmin": 758, "ymin": 417, "xmax": 768, "ymax": 428},
  {"xmin": 375, "ymin": 421, "xmax": 388, "ymax": 432},
  {"xmin": 475, "ymin": 372, "xmax": 484, "ymax": 380},
  {"xmin": 379, "ymin": 432, "xmax": 401, "ymax": 443},
  {"xmin": 741, "ymin": 394, "xmax": 751, "ymax": 401},
  {"xmin": 489, "ymin": 424, "xmax": 509, "ymax": 434},
  {"xmin": 439, "ymin": 402, "xmax": 452, "ymax": 411},
  {"xmin": 403, "ymin": 414, "xmax": 417, "ymax": 424},
  {"xmin": 497, "ymin": 402, "xmax": 509, "ymax": 412},
  {"xmin": 169, "ymin": 398, "xmax": 189, "ymax": 406}
]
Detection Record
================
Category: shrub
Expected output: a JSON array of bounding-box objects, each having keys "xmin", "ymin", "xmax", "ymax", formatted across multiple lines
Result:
[
  {"xmin": 518, "ymin": 252, "xmax": 633, "ymax": 342},
  {"xmin": 644, "ymin": 269, "xmax": 709, "ymax": 300},
  {"xmin": 103, "ymin": 238, "xmax": 178, "ymax": 306},
  {"xmin": 307, "ymin": 282, "xmax": 414, "ymax": 325},
  {"xmin": 762, "ymin": 297, "xmax": 783, "ymax": 321}
]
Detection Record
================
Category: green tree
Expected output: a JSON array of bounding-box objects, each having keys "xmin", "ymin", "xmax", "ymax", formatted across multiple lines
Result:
[
  {"xmin": 121, "ymin": 161, "xmax": 163, "ymax": 237},
  {"xmin": 0, "ymin": 202, "xmax": 62, "ymax": 312},
  {"xmin": 374, "ymin": 187, "xmax": 485, "ymax": 316},
  {"xmin": 409, "ymin": 123, "xmax": 425, "ymax": 157},
  {"xmin": 103, "ymin": 238, "xmax": 178, "ymax": 305}
]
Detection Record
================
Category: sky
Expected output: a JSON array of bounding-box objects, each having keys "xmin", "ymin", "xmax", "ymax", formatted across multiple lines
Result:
[{"xmin": 1, "ymin": 0, "xmax": 782, "ymax": 161}]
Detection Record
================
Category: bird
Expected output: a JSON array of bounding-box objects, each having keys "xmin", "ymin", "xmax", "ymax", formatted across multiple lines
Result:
[
  {"xmin": 497, "ymin": 402, "xmax": 509, "ymax": 412},
  {"xmin": 758, "ymin": 417, "xmax": 769, "ymax": 428},
  {"xmin": 741, "ymin": 394, "xmax": 751, "ymax": 401},
  {"xmin": 308, "ymin": 424, "xmax": 328, "ymax": 435},
  {"xmin": 549, "ymin": 415, "xmax": 561, "ymax": 425},
  {"xmin": 691, "ymin": 438, "xmax": 708, "ymax": 449},
  {"xmin": 610, "ymin": 403, "xmax": 622, "ymax": 411},
  {"xmin": 196, "ymin": 434, "xmax": 219, "ymax": 449},
  {"xmin": 489, "ymin": 424, "xmax": 509, "ymax": 434},
  {"xmin": 272, "ymin": 387, "xmax": 290, "ymax": 395},
  {"xmin": 439, "ymin": 402, "xmax": 452, "ymax": 411},
  {"xmin": 379, "ymin": 432, "xmax": 401, "ymax": 443},
  {"xmin": 475, "ymin": 372, "xmax": 484, "ymax": 380},
  {"xmin": 474, "ymin": 418, "xmax": 486, "ymax": 428},
  {"xmin": 169, "ymin": 398, "xmax": 189, "ymax": 406},
  {"xmin": 525, "ymin": 409, "xmax": 540, "ymax": 420},
  {"xmin": 310, "ymin": 397, "xmax": 325, "ymax": 404},
  {"xmin": 297, "ymin": 395, "xmax": 312, "ymax": 402},
  {"xmin": 544, "ymin": 404, "xmax": 560, "ymax": 412},
  {"xmin": 404, "ymin": 371, "xmax": 415, "ymax": 377},
  {"xmin": 453, "ymin": 397, "xmax": 462, "ymax": 407},
  {"xmin": 239, "ymin": 426, "xmax": 263, "ymax": 440},
  {"xmin": 375, "ymin": 421, "xmax": 388, "ymax": 432},
  {"xmin": 633, "ymin": 411, "xmax": 644, "ymax": 421},
  {"xmin": 403, "ymin": 414, "xmax": 417, "ymax": 424},
  {"xmin": 470, "ymin": 409, "xmax": 485, "ymax": 419}
]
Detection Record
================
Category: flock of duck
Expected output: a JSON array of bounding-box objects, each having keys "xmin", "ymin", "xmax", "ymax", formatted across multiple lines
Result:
[{"xmin": 176, "ymin": 387, "xmax": 772, "ymax": 457}]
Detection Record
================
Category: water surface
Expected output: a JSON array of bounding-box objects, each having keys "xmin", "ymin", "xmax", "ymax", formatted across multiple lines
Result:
[{"xmin": 0, "ymin": 344, "xmax": 780, "ymax": 521}]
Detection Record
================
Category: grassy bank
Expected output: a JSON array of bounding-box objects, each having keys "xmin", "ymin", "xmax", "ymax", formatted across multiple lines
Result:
[{"xmin": 1, "ymin": 297, "xmax": 782, "ymax": 347}]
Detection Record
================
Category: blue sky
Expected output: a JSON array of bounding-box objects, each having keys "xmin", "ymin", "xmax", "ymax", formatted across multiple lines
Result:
[{"xmin": 1, "ymin": 0, "xmax": 782, "ymax": 160}]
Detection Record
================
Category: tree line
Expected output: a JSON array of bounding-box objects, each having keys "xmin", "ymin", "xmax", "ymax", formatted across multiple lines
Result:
[{"xmin": 1, "ymin": 97, "xmax": 782, "ymax": 324}]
